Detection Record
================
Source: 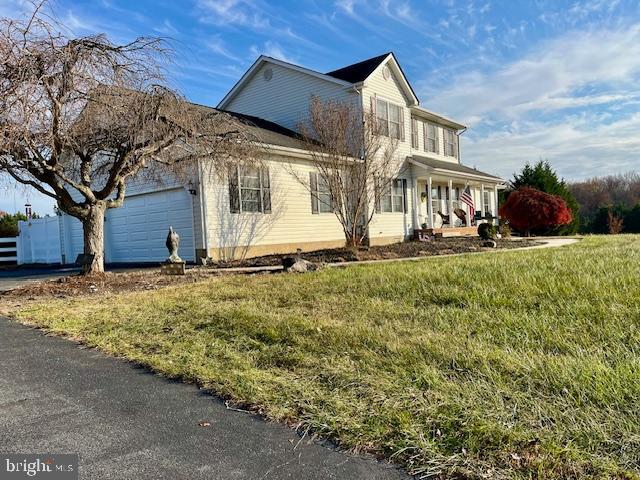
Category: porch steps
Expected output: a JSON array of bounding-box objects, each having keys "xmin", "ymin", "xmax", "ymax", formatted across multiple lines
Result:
[{"xmin": 414, "ymin": 226, "xmax": 478, "ymax": 239}]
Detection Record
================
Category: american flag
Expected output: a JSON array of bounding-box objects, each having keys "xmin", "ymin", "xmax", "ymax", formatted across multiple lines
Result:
[{"xmin": 459, "ymin": 185, "xmax": 475, "ymax": 217}]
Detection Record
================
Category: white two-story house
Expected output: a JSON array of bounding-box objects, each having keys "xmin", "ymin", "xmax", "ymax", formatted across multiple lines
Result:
[{"xmin": 57, "ymin": 52, "xmax": 504, "ymax": 264}]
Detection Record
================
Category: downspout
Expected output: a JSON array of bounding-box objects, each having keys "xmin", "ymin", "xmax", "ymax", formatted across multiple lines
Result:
[
  {"xmin": 197, "ymin": 159, "xmax": 210, "ymax": 263},
  {"xmin": 457, "ymin": 126, "xmax": 467, "ymax": 163}
]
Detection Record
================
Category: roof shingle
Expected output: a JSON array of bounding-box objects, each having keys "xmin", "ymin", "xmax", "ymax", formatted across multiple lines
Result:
[{"xmin": 325, "ymin": 53, "xmax": 391, "ymax": 83}]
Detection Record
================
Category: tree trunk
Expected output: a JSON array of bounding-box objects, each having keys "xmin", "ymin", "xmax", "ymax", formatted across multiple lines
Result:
[{"xmin": 81, "ymin": 204, "xmax": 106, "ymax": 274}]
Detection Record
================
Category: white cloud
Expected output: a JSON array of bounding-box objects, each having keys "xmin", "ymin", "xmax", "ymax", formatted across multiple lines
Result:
[
  {"xmin": 420, "ymin": 23, "xmax": 640, "ymax": 179},
  {"xmin": 197, "ymin": 0, "xmax": 270, "ymax": 29},
  {"xmin": 423, "ymin": 24, "xmax": 640, "ymax": 123},
  {"xmin": 249, "ymin": 41, "xmax": 295, "ymax": 64},
  {"xmin": 208, "ymin": 36, "xmax": 241, "ymax": 62},
  {"xmin": 465, "ymin": 112, "xmax": 640, "ymax": 181}
]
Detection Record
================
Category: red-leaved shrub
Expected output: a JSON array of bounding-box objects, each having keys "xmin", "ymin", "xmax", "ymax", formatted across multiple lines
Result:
[{"xmin": 499, "ymin": 187, "xmax": 572, "ymax": 235}]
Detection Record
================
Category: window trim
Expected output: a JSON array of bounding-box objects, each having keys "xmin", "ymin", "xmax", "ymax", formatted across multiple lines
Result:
[
  {"xmin": 423, "ymin": 121, "xmax": 438, "ymax": 154},
  {"xmin": 377, "ymin": 178, "xmax": 406, "ymax": 214},
  {"xmin": 374, "ymin": 97, "xmax": 404, "ymax": 140},
  {"xmin": 229, "ymin": 165, "xmax": 271, "ymax": 214},
  {"xmin": 445, "ymin": 128, "xmax": 458, "ymax": 158},
  {"xmin": 309, "ymin": 172, "xmax": 333, "ymax": 214},
  {"xmin": 483, "ymin": 190, "xmax": 491, "ymax": 216},
  {"xmin": 411, "ymin": 118, "xmax": 419, "ymax": 149}
]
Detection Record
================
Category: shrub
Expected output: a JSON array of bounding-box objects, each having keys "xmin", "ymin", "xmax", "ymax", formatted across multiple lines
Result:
[
  {"xmin": 607, "ymin": 211, "xmax": 624, "ymax": 234},
  {"xmin": 499, "ymin": 187, "xmax": 572, "ymax": 236},
  {"xmin": 498, "ymin": 222, "xmax": 511, "ymax": 238},
  {"xmin": 506, "ymin": 160, "xmax": 579, "ymax": 234},
  {"xmin": 0, "ymin": 212, "xmax": 29, "ymax": 237},
  {"xmin": 477, "ymin": 223, "xmax": 497, "ymax": 240}
]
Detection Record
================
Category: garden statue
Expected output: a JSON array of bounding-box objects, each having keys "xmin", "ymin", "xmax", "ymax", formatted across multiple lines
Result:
[{"xmin": 165, "ymin": 226, "xmax": 183, "ymax": 263}]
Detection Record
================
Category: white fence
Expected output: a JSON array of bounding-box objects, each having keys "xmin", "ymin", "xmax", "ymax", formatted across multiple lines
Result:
[
  {"xmin": 0, "ymin": 237, "xmax": 18, "ymax": 265},
  {"xmin": 17, "ymin": 217, "xmax": 63, "ymax": 265}
]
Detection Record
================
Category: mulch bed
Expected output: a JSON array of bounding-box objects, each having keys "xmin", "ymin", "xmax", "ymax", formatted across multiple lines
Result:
[
  {"xmin": 212, "ymin": 237, "xmax": 542, "ymax": 268},
  {"xmin": 1, "ymin": 237, "xmax": 541, "ymax": 306}
]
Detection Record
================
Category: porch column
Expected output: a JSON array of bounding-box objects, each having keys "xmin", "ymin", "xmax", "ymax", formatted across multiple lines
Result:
[
  {"xmin": 480, "ymin": 184, "xmax": 485, "ymax": 219},
  {"xmin": 494, "ymin": 185, "xmax": 499, "ymax": 225},
  {"xmin": 412, "ymin": 177, "xmax": 420, "ymax": 230},
  {"xmin": 427, "ymin": 176, "xmax": 433, "ymax": 228},
  {"xmin": 447, "ymin": 178, "xmax": 454, "ymax": 227}
]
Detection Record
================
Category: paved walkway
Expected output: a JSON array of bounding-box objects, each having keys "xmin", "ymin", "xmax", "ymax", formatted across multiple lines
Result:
[{"xmin": 0, "ymin": 318, "xmax": 408, "ymax": 480}]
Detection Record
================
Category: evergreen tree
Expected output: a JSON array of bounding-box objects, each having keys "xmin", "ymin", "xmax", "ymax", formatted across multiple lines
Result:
[{"xmin": 506, "ymin": 160, "xmax": 580, "ymax": 234}]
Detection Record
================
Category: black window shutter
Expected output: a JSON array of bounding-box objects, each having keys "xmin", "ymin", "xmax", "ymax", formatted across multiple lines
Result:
[
  {"xmin": 309, "ymin": 172, "xmax": 318, "ymax": 214},
  {"xmin": 374, "ymin": 177, "xmax": 380, "ymax": 213},
  {"xmin": 228, "ymin": 166, "xmax": 240, "ymax": 213},
  {"xmin": 402, "ymin": 179, "xmax": 408, "ymax": 213},
  {"xmin": 261, "ymin": 167, "xmax": 271, "ymax": 214}
]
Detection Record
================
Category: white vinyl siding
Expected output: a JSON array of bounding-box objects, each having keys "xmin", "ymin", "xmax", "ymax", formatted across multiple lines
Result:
[
  {"xmin": 223, "ymin": 62, "xmax": 357, "ymax": 131},
  {"xmin": 204, "ymin": 155, "xmax": 345, "ymax": 259}
]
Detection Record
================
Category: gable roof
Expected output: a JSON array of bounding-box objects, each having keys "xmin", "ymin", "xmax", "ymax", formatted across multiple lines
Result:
[
  {"xmin": 325, "ymin": 52, "xmax": 391, "ymax": 83},
  {"xmin": 221, "ymin": 110, "xmax": 308, "ymax": 150},
  {"xmin": 326, "ymin": 52, "xmax": 419, "ymax": 106},
  {"xmin": 217, "ymin": 55, "xmax": 353, "ymax": 109}
]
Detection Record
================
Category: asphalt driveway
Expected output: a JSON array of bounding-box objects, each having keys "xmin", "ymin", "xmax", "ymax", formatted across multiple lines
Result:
[{"xmin": 0, "ymin": 317, "xmax": 408, "ymax": 479}]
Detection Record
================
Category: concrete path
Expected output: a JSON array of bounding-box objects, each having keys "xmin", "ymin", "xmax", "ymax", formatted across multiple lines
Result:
[{"xmin": 0, "ymin": 318, "xmax": 408, "ymax": 480}]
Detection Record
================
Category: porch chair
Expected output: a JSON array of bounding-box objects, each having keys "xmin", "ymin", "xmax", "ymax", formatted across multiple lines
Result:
[
  {"xmin": 436, "ymin": 210, "xmax": 449, "ymax": 227},
  {"xmin": 453, "ymin": 208, "xmax": 467, "ymax": 226}
]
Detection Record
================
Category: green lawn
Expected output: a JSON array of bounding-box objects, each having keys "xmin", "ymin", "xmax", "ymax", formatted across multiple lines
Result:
[{"xmin": 13, "ymin": 236, "xmax": 640, "ymax": 479}]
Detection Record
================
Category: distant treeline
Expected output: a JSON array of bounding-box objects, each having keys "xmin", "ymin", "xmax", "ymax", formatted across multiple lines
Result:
[{"xmin": 569, "ymin": 172, "xmax": 640, "ymax": 233}]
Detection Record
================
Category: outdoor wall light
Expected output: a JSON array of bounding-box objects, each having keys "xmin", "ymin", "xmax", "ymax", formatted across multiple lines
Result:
[{"xmin": 188, "ymin": 181, "xmax": 198, "ymax": 196}]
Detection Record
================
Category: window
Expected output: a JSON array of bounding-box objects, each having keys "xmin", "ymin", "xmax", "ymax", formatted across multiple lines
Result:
[
  {"xmin": 424, "ymin": 122, "xmax": 438, "ymax": 153},
  {"xmin": 374, "ymin": 98, "xmax": 404, "ymax": 140},
  {"xmin": 411, "ymin": 118, "xmax": 419, "ymax": 149},
  {"xmin": 229, "ymin": 165, "xmax": 271, "ymax": 214},
  {"xmin": 483, "ymin": 190, "xmax": 491, "ymax": 216},
  {"xmin": 309, "ymin": 172, "xmax": 333, "ymax": 214},
  {"xmin": 378, "ymin": 178, "xmax": 406, "ymax": 213},
  {"xmin": 445, "ymin": 128, "xmax": 458, "ymax": 158}
]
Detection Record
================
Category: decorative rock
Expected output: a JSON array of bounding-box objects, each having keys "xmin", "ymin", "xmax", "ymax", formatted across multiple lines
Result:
[
  {"xmin": 482, "ymin": 240, "xmax": 497, "ymax": 248},
  {"xmin": 282, "ymin": 248, "xmax": 319, "ymax": 273}
]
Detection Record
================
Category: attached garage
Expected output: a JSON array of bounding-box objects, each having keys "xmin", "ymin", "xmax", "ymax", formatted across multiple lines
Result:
[{"xmin": 104, "ymin": 188, "xmax": 195, "ymax": 263}]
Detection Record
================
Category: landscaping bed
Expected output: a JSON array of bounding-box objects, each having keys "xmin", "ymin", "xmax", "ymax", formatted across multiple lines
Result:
[
  {"xmin": 8, "ymin": 235, "xmax": 640, "ymax": 479},
  {"xmin": 212, "ymin": 236, "xmax": 541, "ymax": 268}
]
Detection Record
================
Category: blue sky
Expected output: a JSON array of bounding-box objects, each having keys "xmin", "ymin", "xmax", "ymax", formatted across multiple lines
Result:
[{"xmin": 1, "ymin": 0, "xmax": 640, "ymax": 215}]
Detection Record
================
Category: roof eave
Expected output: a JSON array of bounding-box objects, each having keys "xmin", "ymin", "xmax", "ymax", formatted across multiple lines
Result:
[{"xmin": 410, "ymin": 106, "xmax": 466, "ymax": 130}]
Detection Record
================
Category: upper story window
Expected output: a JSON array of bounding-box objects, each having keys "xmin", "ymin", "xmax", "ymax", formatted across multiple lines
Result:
[
  {"xmin": 424, "ymin": 122, "xmax": 438, "ymax": 153},
  {"xmin": 229, "ymin": 165, "xmax": 271, "ymax": 214},
  {"xmin": 378, "ymin": 178, "xmax": 406, "ymax": 213},
  {"xmin": 374, "ymin": 98, "xmax": 404, "ymax": 140},
  {"xmin": 411, "ymin": 118, "xmax": 419, "ymax": 149},
  {"xmin": 309, "ymin": 172, "xmax": 333, "ymax": 214},
  {"xmin": 445, "ymin": 128, "xmax": 458, "ymax": 158}
]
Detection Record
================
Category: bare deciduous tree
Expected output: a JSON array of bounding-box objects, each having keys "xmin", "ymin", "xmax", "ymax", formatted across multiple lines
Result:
[
  {"xmin": 290, "ymin": 96, "xmax": 403, "ymax": 247},
  {"xmin": 0, "ymin": 1, "xmax": 253, "ymax": 273}
]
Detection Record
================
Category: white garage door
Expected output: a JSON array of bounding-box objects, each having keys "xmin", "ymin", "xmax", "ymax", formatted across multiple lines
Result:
[{"xmin": 105, "ymin": 188, "xmax": 195, "ymax": 263}]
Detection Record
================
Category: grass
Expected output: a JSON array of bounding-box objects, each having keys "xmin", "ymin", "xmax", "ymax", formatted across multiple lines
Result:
[{"xmin": 13, "ymin": 236, "xmax": 640, "ymax": 479}]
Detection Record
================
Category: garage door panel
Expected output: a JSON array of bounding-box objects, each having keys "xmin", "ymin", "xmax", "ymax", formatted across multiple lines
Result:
[{"xmin": 105, "ymin": 188, "xmax": 194, "ymax": 263}]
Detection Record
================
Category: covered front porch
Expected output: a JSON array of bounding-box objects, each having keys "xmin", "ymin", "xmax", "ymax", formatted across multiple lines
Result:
[{"xmin": 408, "ymin": 155, "xmax": 504, "ymax": 233}]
